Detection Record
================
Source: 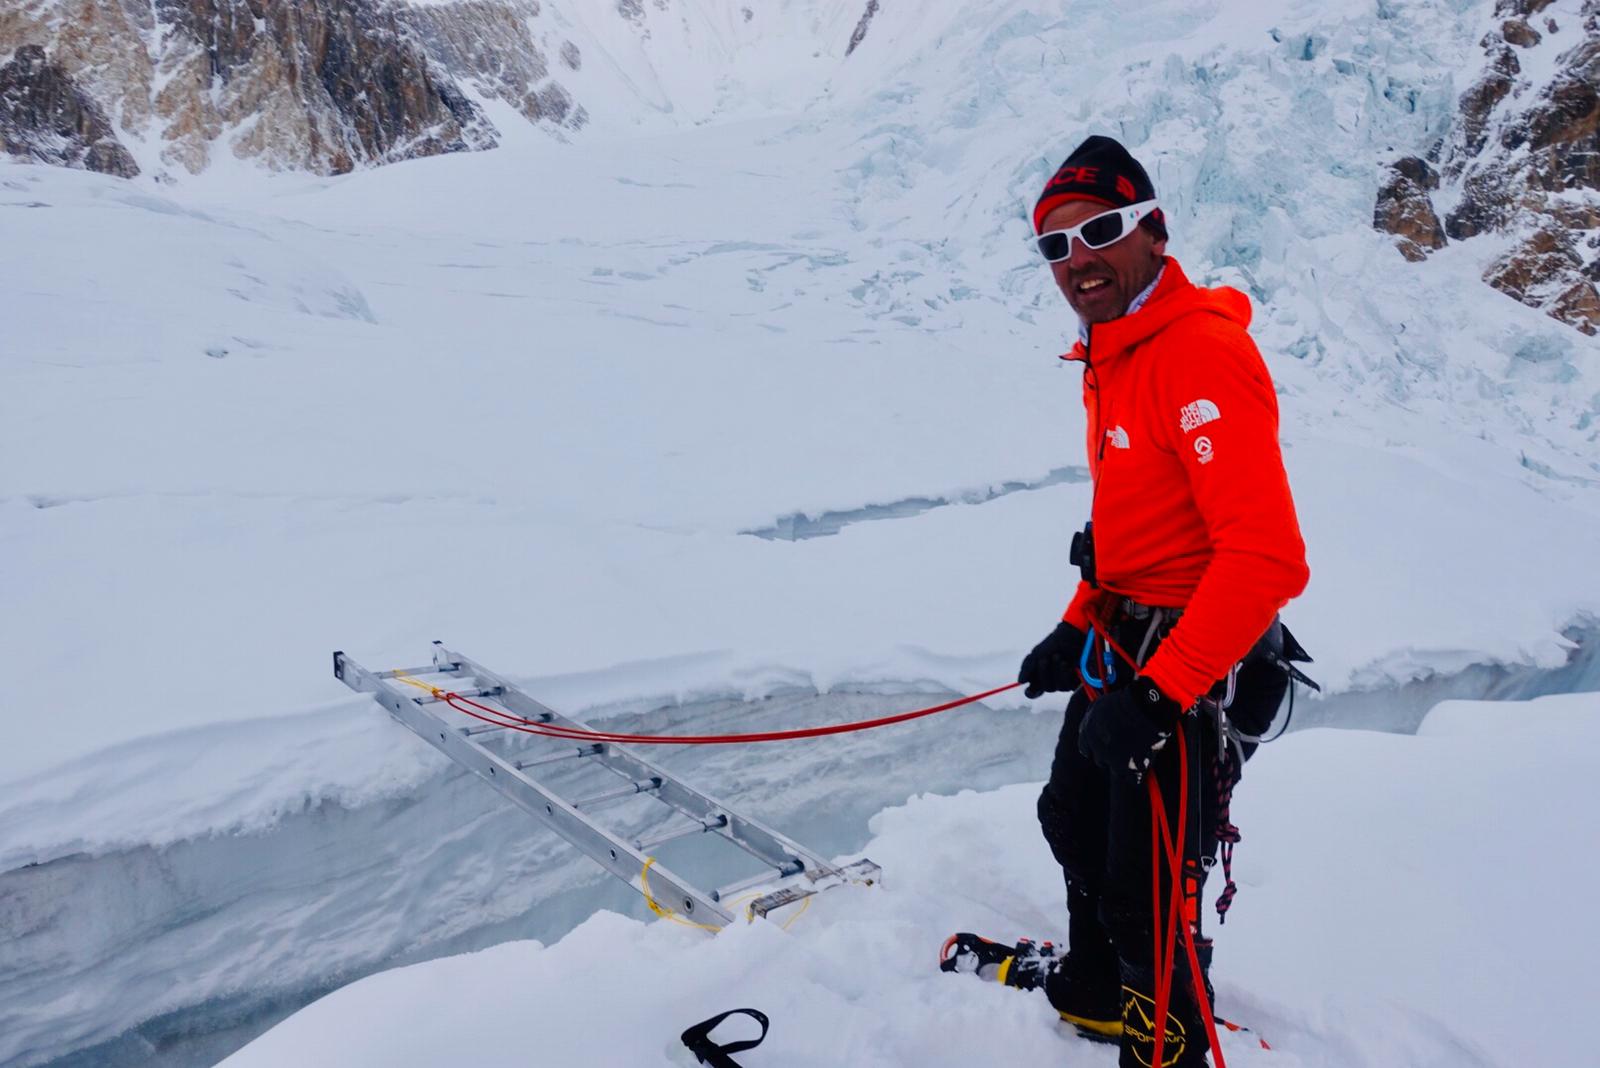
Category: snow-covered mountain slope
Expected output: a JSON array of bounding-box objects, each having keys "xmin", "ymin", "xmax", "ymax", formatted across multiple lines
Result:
[
  {"xmin": 221, "ymin": 693, "xmax": 1600, "ymax": 1068},
  {"xmin": 0, "ymin": 0, "xmax": 866, "ymax": 177},
  {"xmin": 3, "ymin": 0, "xmax": 1600, "ymax": 1064},
  {"xmin": 5, "ymin": 0, "xmax": 1598, "ymax": 337}
]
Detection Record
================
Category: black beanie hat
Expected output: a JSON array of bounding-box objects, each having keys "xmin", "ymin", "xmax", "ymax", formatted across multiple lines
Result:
[{"xmin": 1033, "ymin": 135, "xmax": 1166, "ymax": 240}]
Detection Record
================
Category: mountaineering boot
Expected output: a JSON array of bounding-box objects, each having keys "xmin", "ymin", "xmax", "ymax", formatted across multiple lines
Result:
[
  {"xmin": 939, "ymin": 934, "xmax": 1122, "ymax": 1042},
  {"xmin": 1044, "ymin": 954, "xmax": 1123, "ymax": 1043},
  {"xmin": 1056, "ymin": 884, "xmax": 1124, "ymax": 1041},
  {"xmin": 1117, "ymin": 963, "xmax": 1209, "ymax": 1068}
]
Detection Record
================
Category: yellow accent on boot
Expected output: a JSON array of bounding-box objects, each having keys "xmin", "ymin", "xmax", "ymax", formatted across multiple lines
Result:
[
  {"xmin": 1058, "ymin": 1010, "xmax": 1123, "ymax": 1039},
  {"xmin": 994, "ymin": 956, "xmax": 1013, "ymax": 985},
  {"xmin": 1121, "ymin": 985, "xmax": 1188, "ymax": 1068}
]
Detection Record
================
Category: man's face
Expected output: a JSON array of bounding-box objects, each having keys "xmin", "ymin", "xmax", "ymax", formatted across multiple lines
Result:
[{"xmin": 1041, "ymin": 200, "xmax": 1167, "ymax": 324}]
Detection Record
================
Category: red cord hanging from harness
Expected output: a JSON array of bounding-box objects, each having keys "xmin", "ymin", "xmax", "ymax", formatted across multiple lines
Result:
[
  {"xmin": 1081, "ymin": 608, "xmax": 1231, "ymax": 1068},
  {"xmin": 1148, "ymin": 725, "xmax": 1228, "ymax": 1068}
]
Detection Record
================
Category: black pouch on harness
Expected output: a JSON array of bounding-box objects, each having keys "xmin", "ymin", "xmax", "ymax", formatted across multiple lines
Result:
[{"xmin": 1222, "ymin": 620, "xmax": 1315, "ymax": 742}]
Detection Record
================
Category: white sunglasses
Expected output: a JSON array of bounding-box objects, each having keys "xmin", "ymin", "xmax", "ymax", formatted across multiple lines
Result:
[{"xmin": 1034, "ymin": 199, "xmax": 1160, "ymax": 262}]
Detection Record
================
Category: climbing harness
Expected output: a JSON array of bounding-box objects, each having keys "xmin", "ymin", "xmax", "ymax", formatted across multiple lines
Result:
[{"xmin": 1084, "ymin": 602, "xmax": 1318, "ymax": 927}]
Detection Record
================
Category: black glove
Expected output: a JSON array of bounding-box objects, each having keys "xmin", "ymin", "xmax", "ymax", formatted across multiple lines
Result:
[
  {"xmin": 1078, "ymin": 677, "xmax": 1180, "ymax": 780},
  {"xmin": 1017, "ymin": 621, "xmax": 1087, "ymax": 699}
]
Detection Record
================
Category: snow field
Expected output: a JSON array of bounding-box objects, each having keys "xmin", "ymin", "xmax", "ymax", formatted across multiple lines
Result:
[{"xmin": 4, "ymin": 147, "xmax": 1597, "ymax": 797}]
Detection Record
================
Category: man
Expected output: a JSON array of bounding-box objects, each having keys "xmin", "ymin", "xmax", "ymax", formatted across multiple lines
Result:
[{"xmin": 941, "ymin": 136, "xmax": 1310, "ymax": 1068}]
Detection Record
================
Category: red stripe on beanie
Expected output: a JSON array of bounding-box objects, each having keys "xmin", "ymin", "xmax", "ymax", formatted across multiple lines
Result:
[
  {"xmin": 1033, "ymin": 135, "xmax": 1162, "ymax": 237},
  {"xmin": 1033, "ymin": 192, "xmax": 1114, "ymax": 235}
]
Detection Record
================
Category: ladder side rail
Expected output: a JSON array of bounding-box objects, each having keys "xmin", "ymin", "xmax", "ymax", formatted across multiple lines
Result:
[
  {"xmin": 440, "ymin": 645, "xmax": 838, "ymax": 878},
  {"xmin": 334, "ymin": 652, "xmax": 735, "ymax": 928}
]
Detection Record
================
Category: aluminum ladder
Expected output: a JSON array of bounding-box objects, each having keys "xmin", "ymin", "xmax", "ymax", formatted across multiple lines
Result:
[{"xmin": 333, "ymin": 641, "xmax": 879, "ymax": 928}]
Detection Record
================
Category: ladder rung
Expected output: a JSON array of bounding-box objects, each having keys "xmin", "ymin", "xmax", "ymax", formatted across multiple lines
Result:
[
  {"xmin": 714, "ymin": 859, "xmax": 805, "ymax": 902},
  {"xmin": 416, "ymin": 685, "xmax": 502, "ymax": 706},
  {"xmin": 515, "ymin": 744, "xmax": 604, "ymax": 770},
  {"xmin": 376, "ymin": 663, "xmax": 460, "ymax": 680},
  {"xmin": 637, "ymin": 813, "xmax": 727, "ymax": 852},
  {"xmin": 572, "ymin": 778, "xmax": 662, "ymax": 810},
  {"xmin": 460, "ymin": 722, "xmax": 510, "ymax": 737}
]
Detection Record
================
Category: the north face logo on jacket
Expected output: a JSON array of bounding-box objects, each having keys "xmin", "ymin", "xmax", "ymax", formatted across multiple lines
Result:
[
  {"xmin": 1106, "ymin": 425, "xmax": 1130, "ymax": 450},
  {"xmin": 1178, "ymin": 398, "xmax": 1220, "ymax": 433}
]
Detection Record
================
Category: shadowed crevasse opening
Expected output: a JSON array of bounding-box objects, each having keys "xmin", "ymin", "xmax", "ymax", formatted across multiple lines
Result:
[{"xmin": 741, "ymin": 466, "xmax": 1090, "ymax": 540}]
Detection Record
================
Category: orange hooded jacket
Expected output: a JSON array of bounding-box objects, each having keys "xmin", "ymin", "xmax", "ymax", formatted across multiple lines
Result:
[{"xmin": 1060, "ymin": 258, "xmax": 1309, "ymax": 708}]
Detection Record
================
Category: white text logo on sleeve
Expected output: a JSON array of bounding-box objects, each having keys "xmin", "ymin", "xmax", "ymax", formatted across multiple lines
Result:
[{"xmin": 1178, "ymin": 399, "xmax": 1220, "ymax": 434}]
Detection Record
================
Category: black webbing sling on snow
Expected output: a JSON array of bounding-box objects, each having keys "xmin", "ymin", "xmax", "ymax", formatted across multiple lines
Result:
[{"xmin": 680, "ymin": 1008, "xmax": 770, "ymax": 1067}]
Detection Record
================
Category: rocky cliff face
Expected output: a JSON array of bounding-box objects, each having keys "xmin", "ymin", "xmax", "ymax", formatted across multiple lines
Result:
[
  {"xmin": 1374, "ymin": 155, "xmax": 1447, "ymax": 263},
  {"xmin": 0, "ymin": 0, "xmax": 588, "ymax": 177},
  {"xmin": 0, "ymin": 43, "xmax": 138, "ymax": 176},
  {"xmin": 1376, "ymin": 0, "xmax": 1600, "ymax": 335},
  {"xmin": 397, "ymin": 1, "xmax": 585, "ymax": 131}
]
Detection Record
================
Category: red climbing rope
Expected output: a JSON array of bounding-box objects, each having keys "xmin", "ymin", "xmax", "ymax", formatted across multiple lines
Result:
[
  {"xmin": 425, "ymin": 680, "xmax": 1023, "ymax": 745},
  {"xmin": 1148, "ymin": 722, "xmax": 1228, "ymax": 1068}
]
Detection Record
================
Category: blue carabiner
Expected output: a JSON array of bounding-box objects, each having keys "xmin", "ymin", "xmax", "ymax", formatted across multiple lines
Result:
[{"xmin": 1079, "ymin": 625, "xmax": 1119, "ymax": 690}]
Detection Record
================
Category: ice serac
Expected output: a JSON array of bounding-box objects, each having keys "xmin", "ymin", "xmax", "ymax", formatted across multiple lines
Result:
[
  {"xmin": 1395, "ymin": 0, "xmax": 1600, "ymax": 335},
  {"xmin": 0, "ymin": 43, "xmax": 138, "ymax": 176}
]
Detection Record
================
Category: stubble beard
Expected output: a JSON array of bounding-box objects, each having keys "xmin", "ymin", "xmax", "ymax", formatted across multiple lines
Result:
[{"xmin": 1065, "ymin": 254, "xmax": 1161, "ymax": 325}]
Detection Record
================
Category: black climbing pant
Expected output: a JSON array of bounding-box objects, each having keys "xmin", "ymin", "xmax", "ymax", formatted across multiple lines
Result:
[{"xmin": 1039, "ymin": 684, "xmax": 1223, "ymax": 1065}]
